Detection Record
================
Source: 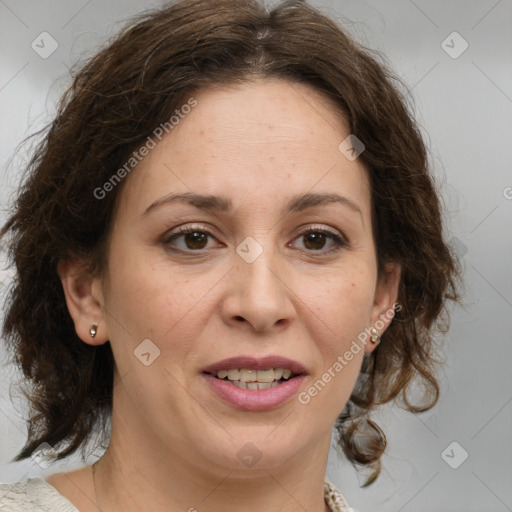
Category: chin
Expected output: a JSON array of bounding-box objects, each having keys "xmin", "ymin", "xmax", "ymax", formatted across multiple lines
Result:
[{"xmin": 195, "ymin": 431, "xmax": 312, "ymax": 473}]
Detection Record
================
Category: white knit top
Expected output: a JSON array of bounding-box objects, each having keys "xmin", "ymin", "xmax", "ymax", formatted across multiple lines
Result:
[
  {"xmin": 0, "ymin": 476, "xmax": 356, "ymax": 511},
  {"xmin": 0, "ymin": 478, "xmax": 77, "ymax": 511}
]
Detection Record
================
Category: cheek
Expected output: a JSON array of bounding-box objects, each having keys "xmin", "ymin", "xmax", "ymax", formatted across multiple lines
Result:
[
  {"xmin": 300, "ymin": 262, "xmax": 376, "ymax": 350},
  {"xmin": 103, "ymin": 247, "xmax": 221, "ymax": 372},
  {"xmin": 296, "ymin": 271, "xmax": 374, "ymax": 417}
]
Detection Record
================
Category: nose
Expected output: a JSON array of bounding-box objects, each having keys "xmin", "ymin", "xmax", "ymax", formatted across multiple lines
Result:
[{"xmin": 221, "ymin": 246, "xmax": 295, "ymax": 333}]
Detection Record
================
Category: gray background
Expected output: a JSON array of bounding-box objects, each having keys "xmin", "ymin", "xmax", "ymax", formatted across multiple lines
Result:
[{"xmin": 1, "ymin": 1, "xmax": 511, "ymax": 511}]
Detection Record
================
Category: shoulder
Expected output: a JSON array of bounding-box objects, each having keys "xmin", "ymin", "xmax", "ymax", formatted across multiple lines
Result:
[
  {"xmin": 0, "ymin": 478, "xmax": 78, "ymax": 512},
  {"xmin": 324, "ymin": 477, "xmax": 359, "ymax": 512}
]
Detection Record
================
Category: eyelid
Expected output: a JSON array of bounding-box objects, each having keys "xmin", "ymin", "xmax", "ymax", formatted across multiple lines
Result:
[
  {"xmin": 167, "ymin": 223, "xmax": 213, "ymax": 235},
  {"xmin": 162, "ymin": 223, "xmax": 218, "ymax": 244},
  {"xmin": 293, "ymin": 223, "xmax": 346, "ymax": 239}
]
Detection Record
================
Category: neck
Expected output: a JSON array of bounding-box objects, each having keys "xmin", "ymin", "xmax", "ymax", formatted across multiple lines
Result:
[
  {"xmin": 95, "ymin": 452, "xmax": 331, "ymax": 512},
  {"xmin": 95, "ymin": 397, "xmax": 333, "ymax": 512}
]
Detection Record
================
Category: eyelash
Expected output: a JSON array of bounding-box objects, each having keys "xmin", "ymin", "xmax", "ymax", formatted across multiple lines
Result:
[{"xmin": 162, "ymin": 224, "xmax": 348, "ymax": 256}]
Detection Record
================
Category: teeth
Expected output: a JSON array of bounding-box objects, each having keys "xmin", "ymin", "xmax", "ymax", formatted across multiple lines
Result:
[
  {"xmin": 282, "ymin": 369, "xmax": 292, "ymax": 379},
  {"xmin": 239, "ymin": 369, "xmax": 257, "ymax": 382},
  {"xmin": 255, "ymin": 369, "xmax": 274, "ymax": 383},
  {"xmin": 230, "ymin": 381, "xmax": 277, "ymax": 390},
  {"xmin": 215, "ymin": 367, "xmax": 295, "ymax": 384},
  {"xmin": 227, "ymin": 369, "xmax": 240, "ymax": 380}
]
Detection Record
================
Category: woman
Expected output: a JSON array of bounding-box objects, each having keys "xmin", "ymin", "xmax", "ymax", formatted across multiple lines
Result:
[{"xmin": 0, "ymin": 0, "xmax": 462, "ymax": 510}]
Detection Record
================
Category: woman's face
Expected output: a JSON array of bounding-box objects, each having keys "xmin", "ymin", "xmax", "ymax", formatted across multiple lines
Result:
[{"xmin": 78, "ymin": 79, "xmax": 400, "ymax": 473}]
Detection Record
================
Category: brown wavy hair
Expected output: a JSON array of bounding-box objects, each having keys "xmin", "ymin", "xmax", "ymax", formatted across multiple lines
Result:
[{"xmin": 0, "ymin": 0, "xmax": 462, "ymax": 485}]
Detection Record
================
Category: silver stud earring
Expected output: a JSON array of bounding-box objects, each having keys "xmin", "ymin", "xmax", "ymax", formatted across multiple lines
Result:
[
  {"xmin": 89, "ymin": 324, "xmax": 98, "ymax": 339},
  {"xmin": 370, "ymin": 327, "xmax": 380, "ymax": 345}
]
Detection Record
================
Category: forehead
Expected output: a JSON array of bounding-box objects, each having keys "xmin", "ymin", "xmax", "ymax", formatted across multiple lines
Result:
[{"xmin": 117, "ymin": 79, "xmax": 371, "ymax": 220}]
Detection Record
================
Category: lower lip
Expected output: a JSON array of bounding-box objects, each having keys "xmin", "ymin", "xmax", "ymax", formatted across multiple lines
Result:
[{"xmin": 202, "ymin": 373, "xmax": 306, "ymax": 411}]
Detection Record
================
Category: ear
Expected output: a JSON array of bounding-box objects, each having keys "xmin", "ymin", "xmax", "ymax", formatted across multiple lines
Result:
[
  {"xmin": 57, "ymin": 259, "xmax": 108, "ymax": 346},
  {"xmin": 364, "ymin": 261, "xmax": 401, "ymax": 354}
]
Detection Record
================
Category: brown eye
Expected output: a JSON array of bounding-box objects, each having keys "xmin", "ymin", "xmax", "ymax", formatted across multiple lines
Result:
[
  {"xmin": 291, "ymin": 228, "xmax": 347, "ymax": 254},
  {"xmin": 303, "ymin": 231, "xmax": 327, "ymax": 250},
  {"xmin": 183, "ymin": 231, "xmax": 208, "ymax": 250},
  {"xmin": 164, "ymin": 226, "xmax": 216, "ymax": 252}
]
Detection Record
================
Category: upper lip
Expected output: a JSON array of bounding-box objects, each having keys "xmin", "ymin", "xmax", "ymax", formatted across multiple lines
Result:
[{"xmin": 202, "ymin": 355, "xmax": 307, "ymax": 375}]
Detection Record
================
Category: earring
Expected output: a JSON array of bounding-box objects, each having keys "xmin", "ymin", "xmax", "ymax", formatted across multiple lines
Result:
[
  {"xmin": 89, "ymin": 324, "xmax": 98, "ymax": 339},
  {"xmin": 370, "ymin": 327, "xmax": 380, "ymax": 345}
]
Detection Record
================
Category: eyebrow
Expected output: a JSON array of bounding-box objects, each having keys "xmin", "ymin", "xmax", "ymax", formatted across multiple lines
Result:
[{"xmin": 142, "ymin": 191, "xmax": 363, "ymax": 220}]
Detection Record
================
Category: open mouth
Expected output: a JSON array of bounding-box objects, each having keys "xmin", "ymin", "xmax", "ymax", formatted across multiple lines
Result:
[{"xmin": 205, "ymin": 368, "xmax": 299, "ymax": 390}]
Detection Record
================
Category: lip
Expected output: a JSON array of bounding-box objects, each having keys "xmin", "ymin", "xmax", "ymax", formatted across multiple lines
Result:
[
  {"xmin": 203, "ymin": 373, "xmax": 306, "ymax": 411},
  {"xmin": 202, "ymin": 355, "xmax": 308, "ymax": 411},
  {"xmin": 202, "ymin": 355, "xmax": 307, "ymax": 375}
]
